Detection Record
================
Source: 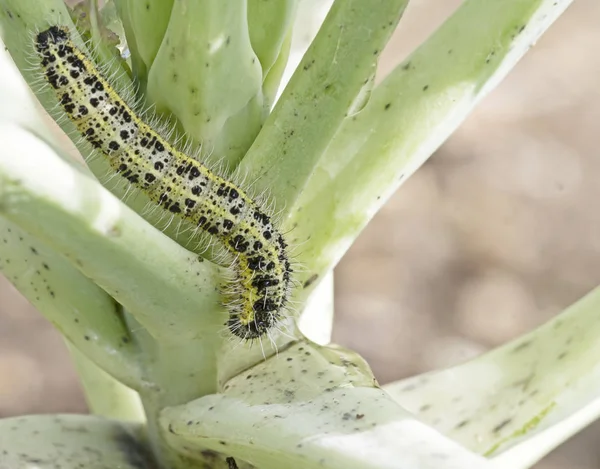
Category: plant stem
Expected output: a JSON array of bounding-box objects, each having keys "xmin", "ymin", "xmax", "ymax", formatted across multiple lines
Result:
[{"xmin": 68, "ymin": 342, "xmax": 146, "ymax": 422}]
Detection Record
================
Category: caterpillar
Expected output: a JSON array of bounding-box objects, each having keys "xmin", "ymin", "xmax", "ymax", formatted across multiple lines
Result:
[{"xmin": 34, "ymin": 26, "xmax": 292, "ymax": 340}]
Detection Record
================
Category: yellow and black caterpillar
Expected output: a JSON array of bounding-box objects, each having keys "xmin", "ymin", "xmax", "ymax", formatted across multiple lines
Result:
[{"xmin": 35, "ymin": 26, "xmax": 292, "ymax": 340}]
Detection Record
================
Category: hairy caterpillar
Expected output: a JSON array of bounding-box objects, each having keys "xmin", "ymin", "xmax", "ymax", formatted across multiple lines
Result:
[{"xmin": 34, "ymin": 26, "xmax": 292, "ymax": 340}]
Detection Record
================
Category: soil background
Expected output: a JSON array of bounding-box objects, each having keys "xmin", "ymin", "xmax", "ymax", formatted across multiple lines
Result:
[{"xmin": 1, "ymin": 2, "xmax": 599, "ymax": 468}]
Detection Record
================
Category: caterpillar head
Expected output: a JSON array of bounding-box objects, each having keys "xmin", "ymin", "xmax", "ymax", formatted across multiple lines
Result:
[{"xmin": 36, "ymin": 26, "xmax": 68, "ymax": 51}]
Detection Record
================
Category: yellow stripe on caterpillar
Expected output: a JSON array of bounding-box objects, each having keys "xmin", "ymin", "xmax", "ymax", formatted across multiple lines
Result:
[{"xmin": 34, "ymin": 26, "xmax": 292, "ymax": 340}]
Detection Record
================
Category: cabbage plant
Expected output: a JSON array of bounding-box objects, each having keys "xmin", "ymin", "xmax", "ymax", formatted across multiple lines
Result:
[{"xmin": 0, "ymin": 1, "xmax": 588, "ymax": 468}]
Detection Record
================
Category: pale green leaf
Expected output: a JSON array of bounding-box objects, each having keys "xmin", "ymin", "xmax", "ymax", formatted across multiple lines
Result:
[
  {"xmin": 162, "ymin": 341, "xmax": 494, "ymax": 469},
  {"xmin": 248, "ymin": 0, "xmax": 297, "ymax": 109},
  {"xmin": 121, "ymin": 0, "xmax": 173, "ymax": 72},
  {"xmin": 0, "ymin": 218, "xmax": 142, "ymax": 389},
  {"xmin": 385, "ymin": 286, "xmax": 600, "ymax": 468},
  {"xmin": 286, "ymin": 0, "xmax": 574, "ymax": 308},
  {"xmin": 0, "ymin": 414, "xmax": 153, "ymax": 469},
  {"xmin": 146, "ymin": 1, "xmax": 264, "ymax": 169},
  {"xmin": 237, "ymin": 0, "xmax": 409, "ymax": 214}
]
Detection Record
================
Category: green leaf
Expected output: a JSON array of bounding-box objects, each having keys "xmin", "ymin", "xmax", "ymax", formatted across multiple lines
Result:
[
  {"xmin": 285, "ymin": 0, "xmax": 574, "ymax": 308},
  {"xmin": 248, "ymin": 0, "xmax": 296, "ymax": 75},
  {"xmin": 114, "ymin": 0, "xmax": 149, "ymax": 88},
  {"xmin": 0, "ymin": 218, "xmax": 142, "ymax": 389},
  {"xmin": 248, "ymin": 0, "xmax": 297, "ymax": 108},
  {"xmin": 162, "ymin": 340, "xmax": 494, "ymax": 469},
  {"xmin": 261, "ymin": 27, "xmax": 293, "ymax": 110},
  {"xmin": 68, "ymin": 0, "xmax": 129, "ymax": 79},
  {"xmin": 0, "ymin": 0, "xmax": 73, "ymax": 42},
  {"xmin": 121, "ymin": 0, "xmax": 174, "ymax": 73},
  {"xmin": 385, "ymin": 285, "xmax": 600, "ymax": 468},
  {"xmin": 280, "ymin": 0, "xmax": 333, "ymax": 92},
  {"xmin": 145, "ymin": 0, "xmax": 265, "ymax": 169},
  {"xmin": 98, "ymin": 0, "xmax": 126, "ymax": 41},
  {"xmin": 0, "ymin": 414, "xmax": 154, "ymax": 469},
  {"xmin": 237, "ymin": 0, "xmax": 409, "ymax": 213}
]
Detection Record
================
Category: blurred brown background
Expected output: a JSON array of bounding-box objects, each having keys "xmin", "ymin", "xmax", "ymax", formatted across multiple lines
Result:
[{"xmin": 1, "ymin": 1, "xmax": 599, "ymax": 468}]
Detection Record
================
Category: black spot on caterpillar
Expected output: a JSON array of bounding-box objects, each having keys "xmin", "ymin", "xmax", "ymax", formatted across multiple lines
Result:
[{"xmin": 34, "ymin": 26, "xmax": 292, "ymax": 340}]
